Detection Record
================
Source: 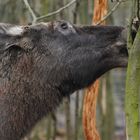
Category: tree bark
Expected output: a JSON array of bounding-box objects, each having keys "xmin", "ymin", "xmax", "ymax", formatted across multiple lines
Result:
[
  {"xmin": 125, "ymin": 1, "xmax": 140, "ymax": 139},
  {"xmin": 125, "ymin": 26, "xmax": 140, "ymax": 140}
]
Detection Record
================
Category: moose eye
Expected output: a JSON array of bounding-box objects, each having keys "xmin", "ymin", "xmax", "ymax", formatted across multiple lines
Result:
[
  {"xmin": 54, "ymin": 21, "xmax": 76, "ymax": 35},
  {"xmin": 60, "ymin": 22, "xmax": 68, "ymax": 30}
]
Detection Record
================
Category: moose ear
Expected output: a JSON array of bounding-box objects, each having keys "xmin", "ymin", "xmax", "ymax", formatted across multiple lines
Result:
[{"xmin": 0, "ymin": 23, "xmax": 31, "ymax": 51}]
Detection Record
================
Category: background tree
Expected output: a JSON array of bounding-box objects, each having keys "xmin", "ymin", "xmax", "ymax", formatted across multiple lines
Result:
[{"xmin": 125, "ymin": 0, "xmax": 140, "ymax": 140}]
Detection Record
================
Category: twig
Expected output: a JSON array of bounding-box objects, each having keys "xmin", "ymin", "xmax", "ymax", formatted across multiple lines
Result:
[
  {"xmin": 23, "ymin": 0, "xmax": 76, "ymax": 23},
  {"xmin": 96, "ymin": 0, "xmax": 123, "ymax": 25},
  {"xmin": 37, "ymin": 0, "xmax": 76, "ymax": 21},
  {"xmin": 23, "ymin": 0, "xmax": 37, "ymax": 24}
]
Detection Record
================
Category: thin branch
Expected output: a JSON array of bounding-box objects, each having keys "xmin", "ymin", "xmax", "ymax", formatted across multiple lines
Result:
[
  {"xmin": 37, "ymin": 0, "xmax": 76, "ymax": 21},
  {"xmin": 96, "ymin": 0, "xmax": 123, "ymax": 25},
  {"xmin": 23, "ymin": 0, "xmax": 37, "ymax": 24},
  {"xmin": 23, "ymin": 0, "xmax": 76, "ymax": 23}
]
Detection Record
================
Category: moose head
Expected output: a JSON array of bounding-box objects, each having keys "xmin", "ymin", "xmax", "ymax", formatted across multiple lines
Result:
[{"xmin": 0, "ymin": 20, "xmax": 128, "ymax": 140}]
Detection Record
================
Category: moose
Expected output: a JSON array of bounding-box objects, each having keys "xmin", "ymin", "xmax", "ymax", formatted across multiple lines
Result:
[{"xmin": 0, "ymin": 20, "xmax": 128, "ymax": 140}]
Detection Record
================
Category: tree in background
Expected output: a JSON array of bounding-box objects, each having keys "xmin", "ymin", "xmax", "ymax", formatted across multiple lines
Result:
[{"xmin": 125, "ymin": 0, "xmax": 140, "ymax": 140}]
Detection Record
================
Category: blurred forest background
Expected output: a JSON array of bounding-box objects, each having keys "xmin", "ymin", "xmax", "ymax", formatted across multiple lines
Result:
[{"xmin": 0, "ymin": 0, "xmax": 131, "ymax": 140}]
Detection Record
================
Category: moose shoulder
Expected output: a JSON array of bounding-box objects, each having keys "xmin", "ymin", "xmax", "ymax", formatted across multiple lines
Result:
[{"xmin": 0, "ymin": 20, "xmax": 128, "ymax": 140}]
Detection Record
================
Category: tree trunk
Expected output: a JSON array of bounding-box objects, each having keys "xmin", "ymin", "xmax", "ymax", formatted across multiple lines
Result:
[
  {"xmin": 125, "ymin": 1, "xmax": 140, "ymax": 140},
  {"xmin": 125, "ymin": 28, "xmax": 140, "ymax": 140},
  {"xmin": 98, "ymin": 74, "xmax": 114, "ymax": 140}
]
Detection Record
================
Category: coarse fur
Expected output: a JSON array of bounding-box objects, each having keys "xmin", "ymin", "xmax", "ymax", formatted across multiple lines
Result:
[{"xmin": 0, "ymin": 20, "xmax": 128, "ymax": 140}]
